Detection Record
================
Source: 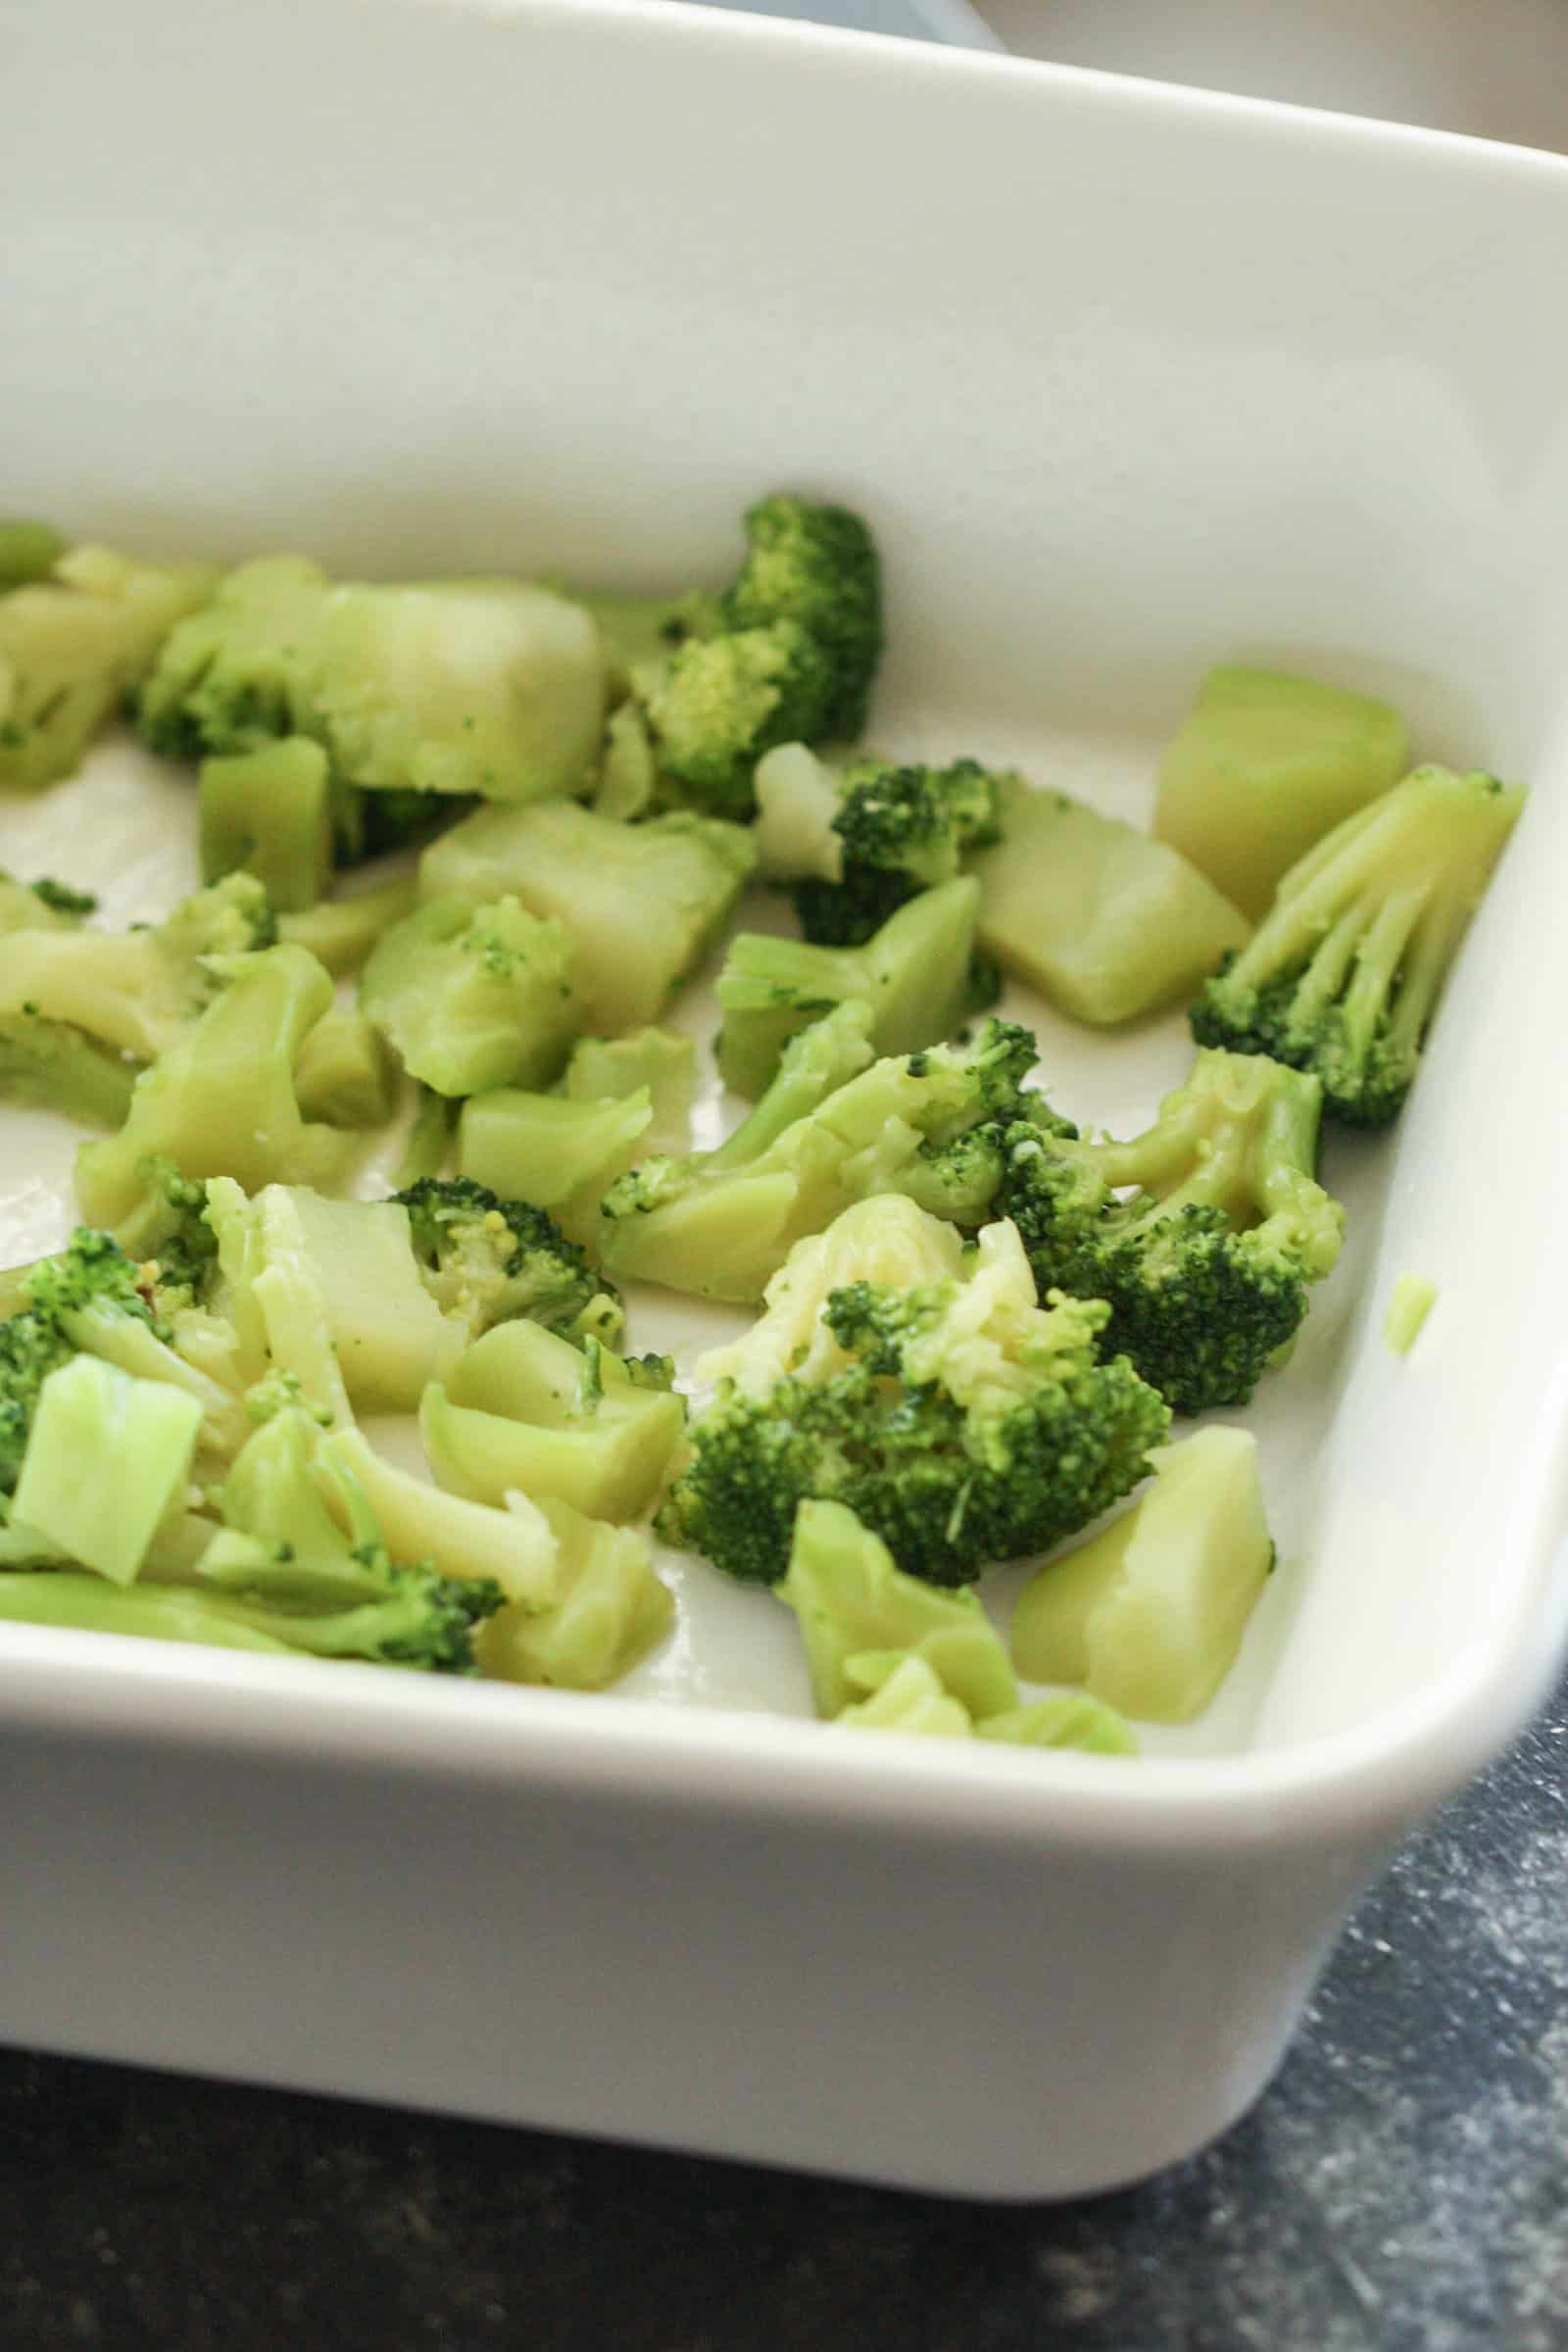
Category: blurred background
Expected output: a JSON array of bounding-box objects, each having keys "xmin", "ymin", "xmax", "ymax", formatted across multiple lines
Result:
[{"xmin": 688, "ymin": 0, "xmax": 1568, "ymax": 153}]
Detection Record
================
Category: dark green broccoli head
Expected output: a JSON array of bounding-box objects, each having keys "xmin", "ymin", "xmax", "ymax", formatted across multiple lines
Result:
[
  {"xmin": 720, "ymin": 495, "xmax": 882, "ymax": 742},
  {"xmin": 635, "ymin": 619, "xmax": 835, "ymax": 819},
  {"xmin": 1189, "ymin": 765, "xmax": 1525, "ymax": 1128},
  {"xmin": 795, "ymin": 758, "xmax": 1004, "ymax": 948},
  {"xmin": 28, "ymin": 878, "xmax": 98, "ymax": 917},
  {"xmin": 110, "ymin": 1160, "xmax": 219, "ymax": 1310},
  {"xmin": 0, "ymin": 1227, "xmax": 166, "ymax": 1492},
  {"xmin": 393, "ymin": 1176, "xmax": 617, "ymax": 1343},
  {"xmin": 0, "ymin": 1308, "xmax": 74, "ymax": 1492}
]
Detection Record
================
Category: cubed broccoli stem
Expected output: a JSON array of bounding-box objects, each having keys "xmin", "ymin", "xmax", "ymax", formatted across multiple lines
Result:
[
  {"xmin": 969, "ymin": 779, "xmax": 1251, "ymax": 1026},
  {"xmin": 12, "ymin": 1354, "xmax": 203, "ymax": 1586},
  {"xmin": 1155, "ymin": 665, "xmax": 1410, "ymax": 918},
  {"xmin": 277, "ymin": 875, "xmax": 418, "ymax": 977},
  {"xmin": 474, "ymin": 1495, "xmax": 673, "ymax": 1690},
  {"xmin": 74, "ymin": 944, "xmax": 353, "ymax": 1230},
  {"xmin": 714, "ymin": 875, "xmax": 987, "ymax": 1098},
  {"xmin": 249, "ymin": 1186, "xmax": 463, "ymax": 1414},
  {"xmin": 456, "ymin": 1087, "xmax": 653, "ymax": 1248},
  {"xmin": 0, "ymin": 520, "xmax": 69, "ymax": 590},
  {"xmin": 293, "ymin": 1008, "xmax": 398, "ymax": 1130},
  {"xmin": 360, "ymin": 895, "xmax": 582, "ymax": 1098},
  {"xmin": 423, "ymin": 1324, "xmax": 684, "ymax": 1523},
  {"xmin": 199, "ymin": 736, "xmax": 334, "ymax": 912},
  {"xmin": 418, "ymin": 798, "xmax": 757, "ymax": 1036},
  {"xmin": 564, "ymin": 1027, "xmax": 696, "ymax": 1157},
  {"xmin": 1009, "ymin": 1426, "xmax": 1273, "ymax": 1723}
]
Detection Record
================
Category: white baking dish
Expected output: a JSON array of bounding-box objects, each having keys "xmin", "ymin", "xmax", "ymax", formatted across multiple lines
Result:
[{"xmin": 6, "ymin": 0, "xmax": 1568, "ymax": 2199}]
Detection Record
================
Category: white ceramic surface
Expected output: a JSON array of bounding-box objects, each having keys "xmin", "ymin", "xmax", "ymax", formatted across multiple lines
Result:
[{"xmin": 6, "ymin": 0, "xmax": 1568, "ymax": 2196}]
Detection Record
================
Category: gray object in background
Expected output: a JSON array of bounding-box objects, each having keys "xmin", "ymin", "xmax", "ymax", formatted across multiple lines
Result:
[{"xmin": 682, "ymin": 0, "xmax": 1000, "ymax": 45}]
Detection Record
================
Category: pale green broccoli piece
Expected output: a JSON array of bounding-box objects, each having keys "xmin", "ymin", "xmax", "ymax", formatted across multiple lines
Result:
[
  {"xmin": 361, "ymin": 894, "xmax": 580, "ymax": 1098},
  {"xmin": 475, "ymin": 1494, "xmax": 672, "ymax": 1690},
  {"xmin": 12, "ymin": 1352, "xmax": 204, "ymax": 1585},
  {"xmin": 1384, "ymin": 1273, "xmax": 1438, "ymax": 1356},
  {"xmin": 394, "ymin": 1176, "xmax": 619, "ymax": 1348},
  {"xmin": 0, "ymin": 541, "xmax": 217, "ymax": 790},
  {"xmin": 422, "ymin": 1323, "xmax": 684, "ymax": 1523},
  {"xmin": 0, "ymin": 520, "xmax": 69, "ymax": 590},
  {"xmin": 835, "ymin": 1652, "xmax": 974, "ymax": 1736},
  {"xmin": 1011, "ymin": 1425, "xmax": 1273, "ymax": 1723},
  {"xmin": 714, "ymin": 875, "xmax": 992, "ymax": 1098},
  {"xmin": 564, "ymin": 1027, "xmax": 696, "ymax": 1157},
  {"xmin": 0, "ymin": 1011, "xmax": 137, "ymax": 1128},
  {"xmin": 593, "ymin": 701, "xmax": 658, "ymax": 821},
  {"xmin": 755, "ymin": 744, "xmax": 1004, "ymax": 947},
  {"xmin": 293, "ymin": 1007, "xmax": 398, "ymax": 1130},
  {"xmin": 418, "ymin": 798, "xmax": 756, "ymax": 1035},
  {"xmin": 199, "ymin": 736, "xmax": 333, "ymax": 912},
  {"xmin": 277, "ymin": 874, "xmax": 418, "ymax": 977},
  {"xmin": 75, "ymin": 944, "xmax": 353, "ymax": 1230},
  {"xmin": 138, "ymin": 553, "xmax": 609, "ymax": 806},
  {"xmin": 316, "ymin": 1423, "xmax": 561, "ymax": 1610},
  {"xmin": 457, "ymin": 1087, "xmax": 653, "ymax": 1248}
]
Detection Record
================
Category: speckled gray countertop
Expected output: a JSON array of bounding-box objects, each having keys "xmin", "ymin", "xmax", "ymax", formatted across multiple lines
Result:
[{"xmin": 4, "ymin": 1675, "xmax": 1565, "ymax": 2352}]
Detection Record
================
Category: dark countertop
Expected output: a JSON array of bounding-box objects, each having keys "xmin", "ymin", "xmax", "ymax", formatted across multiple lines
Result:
[{"xmin": 4, "ymin": 1676, "xmax": 1566, "ymax": 2352}]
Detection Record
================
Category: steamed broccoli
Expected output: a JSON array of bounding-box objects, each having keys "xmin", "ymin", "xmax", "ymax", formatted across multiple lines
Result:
[
  {"xmin": 1190, "ymin": 765, "xmax": 1525, "ymax": 1126},
  {"xmin": 755, "ymin": 745, "xmax": 1004, "ymax": 947},
  {"xmin": 138, "ymin": 553, "xmax": 609, "ymax": 808},
  {"xmin": 474, "ymin": 1494, "xmax": 673, "ymax": 1690},
  {"xmin": 394, "ymin": 1176, "xmax": 620, "ymax": 1348},
  {"xmin": 417, "ymin": 798, "xmax": 756, "ymax": 1036},
  {"xmin": 0, "ymin": 520, "xmax": 69, "ymax": 591},
  {"xmin": 0, "ymin": 540, "xmax": 217, "ymax": 790},
  {"xmin": 277, "ymin": 874, "xmax": 419, "ymax": 978},
  {"xmin": 199, "ymin": 735, "xmax": 333, "ymax": 912},
  {"xmin": 360, "ymin": 893, "xmax": 582, "ymax": 1097},
  {"xmin": 998, "ymin": 1047, "xmax": 1345, "ymax": 1414},
  {"xmin": 627, "ymin": 495, "xmax": 881, "ymax": 818},
  {"xmin": 457, "ymin": 1085, "xmax": 653, "ymax": 1249},
  {"xmin": 564, "ymin": 1027, "xmax": 696, "ymax": 1157},
  {"xmin": 11, "ymin": 1352, "xmax": 203, "ymax": 1585},
  {"xmin": 714, "ymin": 874, "xmax": 993, "ymax": 1099},
  {"xmin": 599, "ymin": 1010, "xmax": 1043, "ymax": 1303},
  {"xmin": 658, "ymin": 1196, "xmax": 1170, "ymax": 1588}
]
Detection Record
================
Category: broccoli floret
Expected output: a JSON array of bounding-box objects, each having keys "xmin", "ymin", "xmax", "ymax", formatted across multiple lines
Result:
[
  {"xmin": 658, "ymin": 1197, "xmax": 1169, "ymax": 1588},
  {"xmin": 600, "ymin": 1010, "xmax": 1041, "ymax": 1303},
  {"xmin": 714, "ymin": 874, "xmax": 990, "ymax": 1099},
  {"xmin": 315, "ymin": 1423, "xmax": 561, "ymax": 1611},
  {"xmin": 394, "ymin": 1176, "xmax": 619, "ymax": 1348},
  {"xmin": 138, "ymin": 553, "xmax": 608, "ymax": 808},
  {"xmin": 422, "ymin": 1324, "xmax": 685, "ymax": 1523},
  {"xmin": 111, "ymin": 1159, "xmax": 219, "ymax": 1302},
  {"xmin": 0, "ymin": 541, "xmax": 217, "ymax": 790},
  {"xmin": 457, "ymin": 1086, "xmax": 653, "ymax": 1249},
  {"xmin": 1010, "ymin": 1425, "xmax": 1274, "ymax": 1723},
  {"xmin": 755, "ymin": 746, "xmax": 1004, "ymax": 947},
  {"xmin": 998, "ymin": 1048, "xmax": 1345, "ymax": 1415},
  {"xmin": 360, "ymin": 894, "xmax": 581, "ymax": 1098},
  {"xmin": 75, "ymin": 943, "xmax": 353, "ymax": 1232},
  {"xmin": 1190, "ymin": 765, "xmax": 1525, "ymax": 1126},
  {"xmin": 418, "ymin": 798, "xmax": 756, "ymax": 1036},
  {"xmin": 627, "ymin": 496, "xmax": 881, "ymax": 818},
  {"xmin": 12, "ymin": 1353, "xmax": 203, "ymax": 1585},
  {"xmin": 564, "ymin": 1027, "xmax": 696, "ymax": 1157},
  {"xmin": 0, "ymin": 870, "xmax": 275, "ymax": 1066}
]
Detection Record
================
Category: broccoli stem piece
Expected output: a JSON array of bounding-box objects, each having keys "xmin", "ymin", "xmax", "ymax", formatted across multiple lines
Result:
[
  {"xmin": 457, "ymin": 1087, "xmax": 653, "ymax": 1248},
  {"xmin": 396, "ymin": 1088, "xmax": 458, "ymax": 1189},
  {"xmin": 1010, "ymin": 1427, "xmax": 1273, "ymax": 1723},
  {"xmin": 12, "ymin": 1354, "xmax": 203, "ymax": 1585},
  {"xmin": 293, "ymin": 1007, "xmax": 398, "ymax": 1130},
  {"xmin": 0, "ymin": 520, "xmax": 70, "ymax": 590},
  {"xmin": 1384, "ymin": 1273, "xmax": 1438, "ymax": 1356},
  {"xmin": 316, "ymin": 1424, "xmax": 561, "ymax": 1610},
  {"xmin": 0, "ymin": 1571, "xmax": 296, "ymax": 1652},
  {"xmin": 564, "ymin": 1028, "xmax": 696, "ymax": 1158},
  {"xmin": 474, "ymin": 1495, "xmax": 672, "ymax": 1690},
  {"xmin": 0, "ymin": 1013, "xmax": 136, "ymax": 1128},
  {"xmin": 714, "ymin": 875, "xmax": 989, "ymax": 1099},
  {"xmin": 1189, "ymin": 764, "xmax": 1525, "ymax": 1125},
  {"xmin": 199, "ymin": 736, "xmax": 334, "ymax": 912},
  {"xmin": 360, "ymin": 895, "xmax": 582, "ymax": 1098},
  {"xmin": 277, "ymin": 875, "xmax": 418, "ymax": 978},
  {"xmin": 418, "ymin": 798, "xmax": 757, "ymax": 1036}
]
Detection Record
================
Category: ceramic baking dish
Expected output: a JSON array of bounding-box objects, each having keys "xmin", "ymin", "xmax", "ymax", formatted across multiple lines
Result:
[{"xmin": 5, "ymin": 0, "xmax": 1568, "ymax": 2199}]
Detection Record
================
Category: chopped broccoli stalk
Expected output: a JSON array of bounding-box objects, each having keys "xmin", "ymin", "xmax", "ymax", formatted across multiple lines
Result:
[
  {"xmin": 423, "ymin": 1324, "xmax": 684, "ymax": 1522},
  {"xmin": 1155, "ymin": 665, "xmax": 1411, "ymax": 918},
  {"xmin": 75, "ymin": 943, "xmax": 353, "ymax": 1230},
  {"xmin": 475, "ymin": 1494, "xmax": 672, "ymax": 1689},
  {"xmin": 418, "ymin": 799, "xmax": 756, "ymax": 1035},
  {"xmin": 0, "ymin": 519, "xmax": 69, "ymax": 590},
  {"xmin": 293, "ymin": 1007, "xmax": 398, "ymax": 1130},
  {"xmin": 360, "ymin": 894, "xmax": 580, "ymax": 1098},
  {"xmin": 755, "ymin": 745, "xmax": 1004, "ymax": 948},
  {"xmin": 315, "ymin": 1424, "xmax": 560, "ymax": 1610},
  {"xmin": 0, "ymin": 541, "xmax": 217, "ymax": 790},
  {"xmin": 714, "ymin": 875, "xmax": 989, "ymax": 1099},
  {"xmin": 564, "ymin": 1027, "xmax": 696, "ymax": 1157},
  {"xmin": 1010, "ymin": 1426, "xmax": 1273, "ymax": 1723},
  {"xmin": 394, "ymin": 1175, "xmax": 618, "ymax": 1348},
  {"xmin": 600, "ymin": 1011, "xmax": 1038, "ymax": 1304},
  {"xmin": 659, "ymin": 1197, "xmax": 1169, "ymax": 1588},
  {"xmin": 593, "ymin": 702, "xmax": 658, "ymax": 822},
  {"xmin": 139, "ymin": 553, "xmax": 609, "ymax": 805},
  {"xmin": 0, "ymin": 870, "xmax": 275, "ymax": 1062},
  {"xmin": 457, "ymin": 1086, "xmax": 652, "ymax": 1248},
  {"xmin": 0, "ymin": 1011, "xmax": 136, "ymax": 1128},
  {"xmin": 0, "ymin": 1572, "xmax": 296, "ymax": 1653},
  {"xmin": 974, "ymin": 1694, "xmax": 1138, "ymax": 1753},
  {"xmin": 969, "ymin": 778, "xmax": 1251, "ymax": 1026},
  {"xmin": 277, "ymin": 874, "xmax": 418, "ymax": 977},
  {"xmin": 12, "ymin": 1353, "xmax": 202, "ymax": 1585},
  {"xmin": 396, "ymin": 1087, "xmax": 457, "ymax": 1189},
  {"xmin": 776, "ymin": 1497, "xmax": 1018, "ymax": 1717},
  {"xmin": 199, "ymin": 736, "xmax": 333, "ymax": 912},
  {"xmin": 836, "ymin": 1652, "xmax": 973, "ymax": 1736},
  {"xmin": 0, "ymin": 872, "xmax": 93, "ymax": 933},
  {"xmin": 999, "ymin": 1046, "xmax": 1345, "ymax": 1414},
  {"xmin": 1384, "ymin": 1273, "xmax": 1438, "ymax": 1356},
  {"xmin": 625, "ymin": 495, "xmax": 881, "ymax": 818},
  {"xmin": 1190, "ymin": 765, "xmax": 1525, "ymax": 1126}
]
